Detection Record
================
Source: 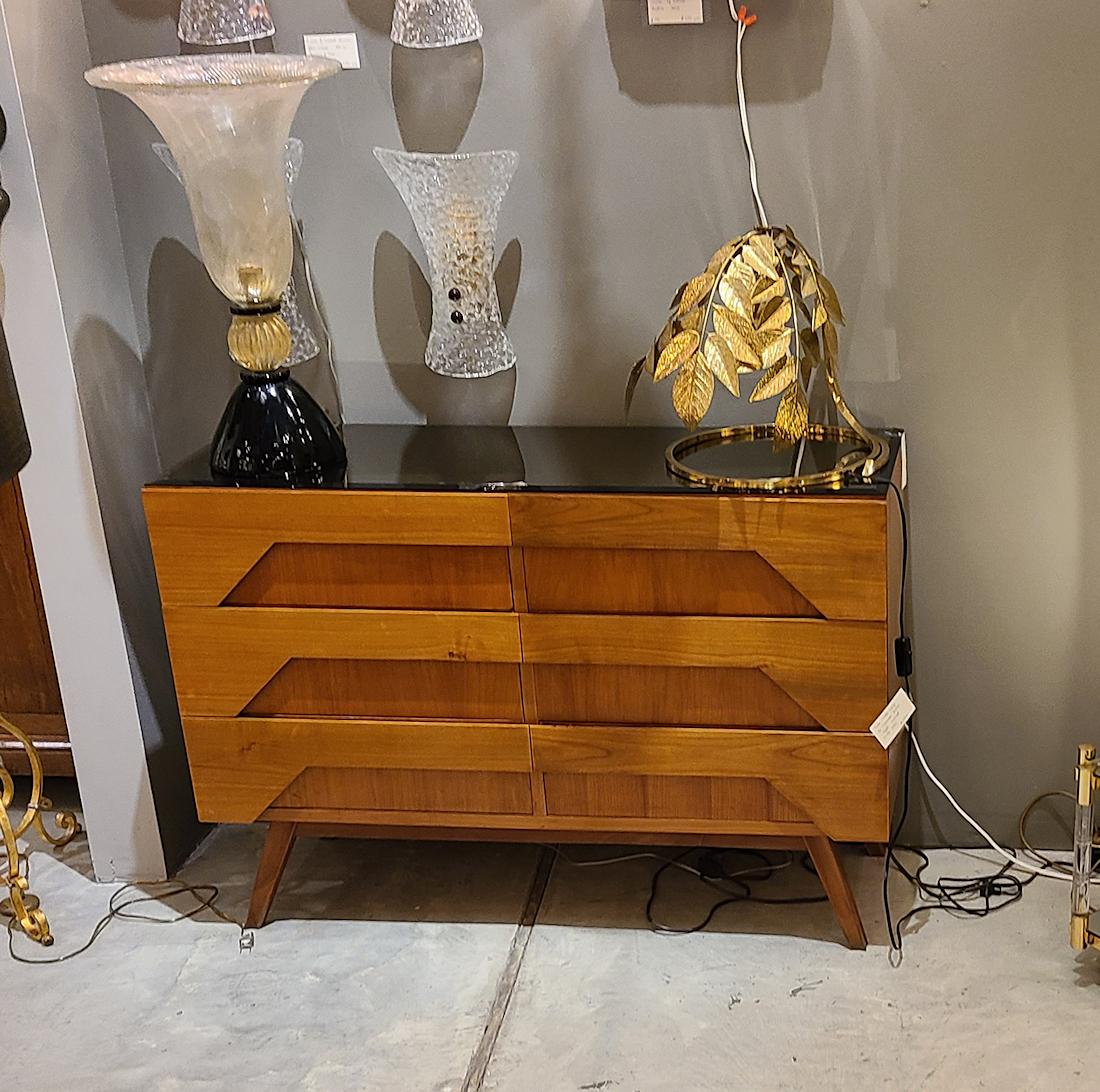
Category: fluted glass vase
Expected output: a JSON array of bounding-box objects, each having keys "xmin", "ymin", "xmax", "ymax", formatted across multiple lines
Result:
[
  {"xmin": 178, "ymin": 0, "xmax": 275, "ymax": 46},
  {"xmin": 86, "ymin": 54, "xmax": 346, "ymax": 485},
  {"xmin": 391, "ymin": 0, "xmax": 482, "ymax": 48},
  {"xmin": 375, "ymin": 148, "xmax": 517, "ymax": 378}
]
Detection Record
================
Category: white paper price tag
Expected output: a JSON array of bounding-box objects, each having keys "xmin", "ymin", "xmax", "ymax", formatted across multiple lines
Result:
[
  {"xmin": 303, "ymin": 33, "xmax": 361, "ymax": 70},
  {"xmin": 868, "ymin": 689, "xmax": 915, "ymax": 749},
  {"xmin": 647, "ymin": 0, "xmax": 704, "ymax": 25}
]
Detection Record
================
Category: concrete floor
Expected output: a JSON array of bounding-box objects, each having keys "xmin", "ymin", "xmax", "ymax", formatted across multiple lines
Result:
[{"xmin": 6, "ymin": 818, "xmax": 1100, "ymax": 1091}]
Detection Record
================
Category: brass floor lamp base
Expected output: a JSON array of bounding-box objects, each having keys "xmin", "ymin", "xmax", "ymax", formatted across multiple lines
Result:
[
  {"xmin": 666, "ymin": 422, "xmax": 890, "ymax": 493},
  {"xmin": 1, "ymin": 714, "xmax": 80, "ymax": 946},
  {"xmin": 1072, "ymin": 743, "xmax": 1100, "ymax": 952}
]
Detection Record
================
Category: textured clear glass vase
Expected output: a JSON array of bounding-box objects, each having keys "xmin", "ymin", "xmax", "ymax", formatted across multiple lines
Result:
[
  {"xmin": 178, "ymin": 0, "xmax": 276, "ymax": 46},
  {"xmin": 87, "ymin": 55, "xmax": 346, "ymax": 484},
  {"xmin": 375, "ymin": 148, "xmax": 517, "ymax": 378},
  {"xmin": 153, "ymin": 137, "xmax": 320, "ymax": 366},
  {"xmin": 391, "ymin": 0, "xmax": 482, "ymax": 48}
]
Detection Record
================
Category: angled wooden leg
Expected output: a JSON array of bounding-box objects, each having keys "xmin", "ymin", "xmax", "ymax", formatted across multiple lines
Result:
[
  {"xmin": 245, "ymin": 821, "xmax": 298, "ymax": 930},
  {"xmin": 805, "ymin": 835, "xmax": 867, "ymax": 950}
]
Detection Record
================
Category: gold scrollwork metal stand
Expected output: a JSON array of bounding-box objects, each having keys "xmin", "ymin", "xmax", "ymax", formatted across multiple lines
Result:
[
  {"xmin": 1071, "ymin": 743, "xmax": 1100, "ymax": 952},
  {"xmin": 0, "ymin": 715, "xmax": 80, "ymax": 945}
]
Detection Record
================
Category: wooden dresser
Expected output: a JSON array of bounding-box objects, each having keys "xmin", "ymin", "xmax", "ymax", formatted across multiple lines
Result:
[{"xmin": 143, "ymin": 425, "xmax": 904, "ymax": 948}]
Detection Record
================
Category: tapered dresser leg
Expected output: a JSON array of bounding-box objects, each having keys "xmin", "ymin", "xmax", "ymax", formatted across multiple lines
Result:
[
  {"xmin": 805, "ymin": 835, "xmax": 867, "ymax": 950},
  {"xmin": 245, "ymin": 821, "xmax": 298, "ymax": 930}
]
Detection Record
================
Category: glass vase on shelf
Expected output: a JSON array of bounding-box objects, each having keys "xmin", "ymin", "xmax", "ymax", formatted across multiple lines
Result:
[
  {"xmin": 390, "ymin": 0, "xmax": 482, "ymax": 49},
  {"xmin": 178, "ymin": 0, "xmax": 276, "ymax": 46},
  {"xmin": 87, "ymin": 54, "xmax": 346, "ymax": 485},
  {"xmin": 374, "ymin": 147, "xmax": 518, "ymax": 379}
]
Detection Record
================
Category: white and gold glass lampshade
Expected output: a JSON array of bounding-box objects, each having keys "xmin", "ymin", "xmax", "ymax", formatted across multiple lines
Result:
[
  {"xmin": 178, "ymin": 0, "xmax": 276, "ymax": 47},
  {"xmin": 86, "ymin": 55, "xmax": 347, "ymax": 484}
]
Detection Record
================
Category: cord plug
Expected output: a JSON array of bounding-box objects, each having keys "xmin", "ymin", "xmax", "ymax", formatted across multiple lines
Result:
[{"xmin": 895, "ymin": 636, "xmax": 913, "ymax": 678}]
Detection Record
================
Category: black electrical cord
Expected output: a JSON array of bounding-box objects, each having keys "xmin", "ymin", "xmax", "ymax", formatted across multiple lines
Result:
[
  {"xmin": 880, "ymin": 476, "xmax": 1040, "ymax": 955},
  {"xmin": 6, "ymin": 881, "xmax": 241, "ymax": 965},
  {"xmin": 644, "ymin": 848, "xmax": 828, "ymax": 935}
]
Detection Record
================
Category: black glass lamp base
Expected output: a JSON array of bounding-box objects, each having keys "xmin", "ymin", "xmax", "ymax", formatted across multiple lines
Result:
[{"xmin": 210, "ymin": 368, "xmax": 347, "ymax": 486}]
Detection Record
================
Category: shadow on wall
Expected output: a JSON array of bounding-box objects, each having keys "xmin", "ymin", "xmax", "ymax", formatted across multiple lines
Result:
[
  {"xmin": 70, "ymin": 316, "xmax": 202, "ymax": 870},
  {"xmin": 603, "ymin": 0, "xmax": 832, "ymax": 105},
  {"xmin": 143, "ymin": 237, "xmax": 236, "ymax": 471},
  {"xmin": 107, "ymin": 0, "xmax": 176, "ymax": 21},
  {"xmin": 372, "ymin": 230, "xmax": 520, "ymax": 424},
  {"xmin": 391, "ymin": 40, "xmax": 483, "ymax": 154},
  {"xmin": 345, "ymin": 0, "xmax": 392, "ymax": 37}
]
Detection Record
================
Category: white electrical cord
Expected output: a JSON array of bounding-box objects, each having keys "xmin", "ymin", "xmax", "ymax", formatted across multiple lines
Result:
[
  {"xmin": 729, "ymin": 2, "xmax": 769, "ymax": 228},
  {"xmin": 908, "ymin": 730, "xmax": 1071, "ymax": 882}
]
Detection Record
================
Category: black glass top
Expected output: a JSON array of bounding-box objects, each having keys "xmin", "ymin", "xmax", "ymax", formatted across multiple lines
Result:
[{"xmin": 158, "ymin": 425, "xmax": 902, "ymax": 496}]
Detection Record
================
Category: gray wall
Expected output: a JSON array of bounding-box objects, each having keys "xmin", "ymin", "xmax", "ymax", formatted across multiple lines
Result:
[{"xmin": 81, "ymin": 0, "xmax": 1100, "ymax": 845}]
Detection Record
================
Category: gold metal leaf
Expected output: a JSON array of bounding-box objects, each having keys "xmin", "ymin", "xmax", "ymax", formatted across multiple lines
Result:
[
  {"xmin": 706, "ymin": 240, "xmax": 738, "ymax": 274},
  {"xmin": 758, "ymin": 299, "xmax": 793, "ymax": 333},
  {"xmin": 817, "ymin": 273, "xmax": 845, "ymax": 326},
  {"xmin": 703, "ymin": 334, "xmax": 740, "ymax": 397},
  {"xmin": 750, "ymin": 231, "xmax": 779, "ymax": 265},
  {"xmin": 812, "ymin": 303, "xmax": 828, "ymax": 331},
  {"xmin": 774, "ymin": 383, "xmax": 809, "ymax": 448},
  {"xmin": 752, "ymin": 277, "xmax": 786, "ymax": 307},
  {"xmin": 625, "ymin": 354, "xmax": 648, "ymax": 417},
  {"xmin": 743, "ymin": 244, "xmax": 777, "ymax": 280},
  {"xmin": 718, "ymin": 262, "xmax": 755, "ymax": 310},
  {"xmin": 656, "ymin": 319, "xmax": 676, "ymax": 354},
  {"xmin": 799, "ymin": 328, "xmax": 822, "ymax": 365},
  {"xmin": 669, "ymin": 281, "xmax": 689, "ymax": 312},
  {"xmin": 760, "ymin": 327, "xmax": 793, "ymax": 369},
  {"xmin": 823, "ymin": 320, "xmax": 839, "ymax": 364},
  {"xmin": 681, "ymin": 305, "xmax": 710, "ymax": 334},
  {"xmin": 677, "ymin": 273, "xmax": 714, "ymax": 317},
  {"xmin": 672, "ymin": 352, "xmax": 715, "ymax": 429},
  {"xmin": 655, "ymin": 329, "xmax": 700, "ymax": 381},
  {"xmin": 749, "ymin": 355, "xmax": 797, "ymax": 402},
  {"xmin": 714, "ymin": 306, "xmax": 761, "ymax": 369}
]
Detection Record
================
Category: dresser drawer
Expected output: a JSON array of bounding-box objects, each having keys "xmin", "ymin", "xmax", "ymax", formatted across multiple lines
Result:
[
  {"xmin": 532, "ymin": 725, "xmax": 889, "ymax": 842},
  {"xmin": 183, "ymin": 717, "xmax": 534, "ymax": 823},
  {"xmin": 510, "ymin": 494, "xmax": 887, "ymax": 620},
  {"xmin": 520, "ymin": 615, "xmax": 887, "ymax": 732},
  {"xmin": 144, "ymin": 488, "xmax": 512, "ymax": 607},
  {"xmin": 163, "ymin": 607, "xmax": 522, "ymax": 718}
]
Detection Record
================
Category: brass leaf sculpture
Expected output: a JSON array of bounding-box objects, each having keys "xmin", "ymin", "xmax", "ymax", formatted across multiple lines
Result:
[
  {"xmin": 633, "ymin": 225, "xmax": 846, "ymax": 450},
  {"xmin": 623, "ymin": 6, "xmax": 889, "ymax": 491}
]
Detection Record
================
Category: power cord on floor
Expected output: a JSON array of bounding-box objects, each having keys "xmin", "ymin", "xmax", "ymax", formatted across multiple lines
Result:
[
  {"xmin": 881, "ymin": 477, "xmax": 1078, "ymax": 957},
  {"xmin": 549, "ymin": 846, "xmax": 827, "ymax": 935},
  {"xmin": 6, "ymin": 880, "xmax": 243, "ymax": 965}
]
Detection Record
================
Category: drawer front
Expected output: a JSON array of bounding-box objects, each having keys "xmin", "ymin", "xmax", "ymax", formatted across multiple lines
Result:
[
  {"xmin": 510, "ymin": 494, "xmax": 886, "ymax": 621},
  {"xmin": 521, "ymin": 614, "xmax": 887, "ymax": 732},
  {"xmin": 183, "ymin": 717, "xmax": 534, "ymax": 823},
  {"xmin": 522, "ymin": 547, "xmax": 820, "ymax": 618},
  {"xmin": 143, "ymin": 488, "xmax": 512, "ymax": 607},
  {"xmin": 224, "ymin": 543, "xmax": 513, "ymax": 612},
  {"xmin": 163, "ymin": 606, "xmax": 522, "ymax": 718},
  {"xmin": 532, "ymin": 725, "xmax": 889, "ymax": 842}
]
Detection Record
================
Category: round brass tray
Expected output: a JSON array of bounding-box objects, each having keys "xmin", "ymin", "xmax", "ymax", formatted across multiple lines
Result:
[{"xmin": 665, "ymin": 423, "xmax": 890, "ymax": 493}]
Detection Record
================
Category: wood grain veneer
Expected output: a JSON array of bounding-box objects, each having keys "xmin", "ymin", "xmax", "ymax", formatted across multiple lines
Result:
[{"xmin": 145, "ymin": 477, "xmax": 903, "ymax": 946}]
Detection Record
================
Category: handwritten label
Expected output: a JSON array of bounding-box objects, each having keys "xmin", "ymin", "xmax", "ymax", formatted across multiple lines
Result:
[
  {"xmin": 647, "ymin": 0, "xmax": 704, "ymax": 25},
  {"xmin": 303, "ymin": 33, "xmax": 361, "ymax": 70},
  {"xmin": 869, "ymin": 689, "xmax": 915, "ymax": 749}
]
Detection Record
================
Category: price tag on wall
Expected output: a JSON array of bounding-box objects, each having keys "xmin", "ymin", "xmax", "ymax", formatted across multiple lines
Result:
[{"xmin": 647, "ymin": 0, "xmax": 704, "ymax": 25}]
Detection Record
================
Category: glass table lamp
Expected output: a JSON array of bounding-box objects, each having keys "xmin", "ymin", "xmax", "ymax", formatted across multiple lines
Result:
[
  {"xmin": 391, "ymin": 0, "xmax": 482, "ymax": 48},
  {"xmin": 153, "ymin": 137, "xmax": 321, "ymax": 368},
  {"xmin": 86, "ymin": 55, "xmax": 346, "ymax": 485},
  {"xmin": 178, "ymin": 0, "xmax": 276, "ymax": 46},
  {"xmin": 375, "ymin": 148, "xmax": 518, "ymax": 378}
]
